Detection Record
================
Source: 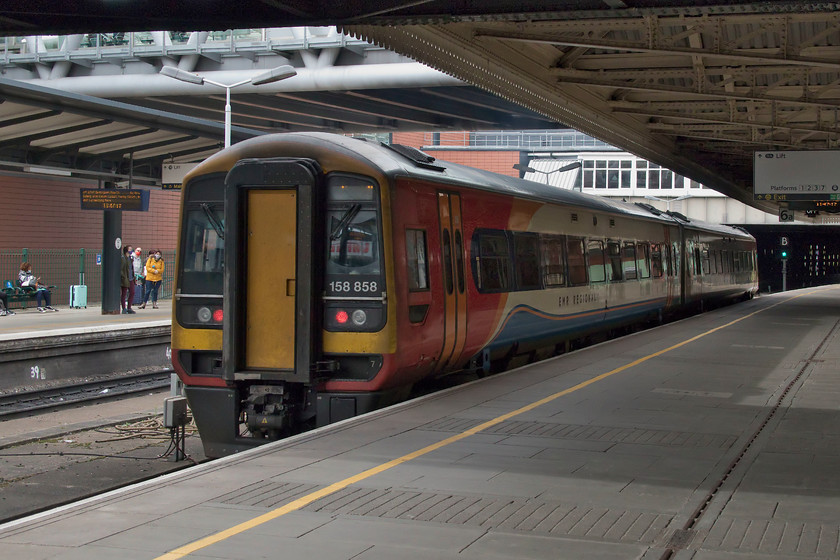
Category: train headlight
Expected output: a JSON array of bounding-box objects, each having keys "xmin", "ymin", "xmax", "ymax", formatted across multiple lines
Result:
[
  {"xmin": 351, "ymin": 309, "xmax": 367, "ymax": 326},
  {"xmin": 197, "ymin": 306, "xmax": 212, "ymax": 323}
]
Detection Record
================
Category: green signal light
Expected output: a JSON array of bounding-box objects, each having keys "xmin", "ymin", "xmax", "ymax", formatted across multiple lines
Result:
[{"xmin": 781, "ymin": 251, "xmax": 788, "ymax": 258}]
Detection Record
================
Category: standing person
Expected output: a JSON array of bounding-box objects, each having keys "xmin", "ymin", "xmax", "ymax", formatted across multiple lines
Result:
[
  {"xmin": 133, "ymin": 247, "xmax": 145, "ymax": 305},
  {"xmin": 19, "ymin": 262, "xmax": 56, "ymax": 312},
  {"xmin": 120, "ymin": 246, "xmax": 135, "ymax": 314},
  {"xmin": 141, "ymin": 249, "xmax": 164, "ymax": 309}
]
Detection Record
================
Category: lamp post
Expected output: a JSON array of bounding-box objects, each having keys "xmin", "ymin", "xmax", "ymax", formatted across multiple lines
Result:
[
  {"xmin": 160, "ymin": 65, "xmax": 297, "ymax": 148},
  {"xmin": 644, "ymin": 194, "xmax": 692, "ymax": 212},
  {"xmin": 513, "ymin": 161, "xmax": 582, "ymax": 186}
]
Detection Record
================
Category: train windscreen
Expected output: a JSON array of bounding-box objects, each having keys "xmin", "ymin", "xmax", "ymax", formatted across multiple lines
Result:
[
  {"xmin": 323, "ymin": 174, "xmax": 385, "ymax": 332},
  {"xmin": 176, "ymin": 173, "xmax": 225, "ymax": 328}
]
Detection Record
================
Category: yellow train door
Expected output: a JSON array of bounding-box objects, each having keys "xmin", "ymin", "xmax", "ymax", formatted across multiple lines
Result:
[
  {"xmin": 223, "ymin": 159, "xmax": 320, "ymax": 383},
  {"xmin": 245, "ymin": 189, "xmax": 297, "ymax": 369}
]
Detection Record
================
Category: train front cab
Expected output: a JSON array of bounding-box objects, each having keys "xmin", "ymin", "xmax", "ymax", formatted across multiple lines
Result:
[{"xmin": 174, "ymin": 156, "xmax": 398, "ymax": 458}]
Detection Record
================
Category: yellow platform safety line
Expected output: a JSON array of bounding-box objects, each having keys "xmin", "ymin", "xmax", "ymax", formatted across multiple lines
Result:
[{"xmin": 156, "ymin": 288, "xmax": 832, "ymax": 560}]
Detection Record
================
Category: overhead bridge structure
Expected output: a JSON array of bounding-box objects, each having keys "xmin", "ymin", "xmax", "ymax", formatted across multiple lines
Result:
[
  {"xmin": 0, "ymin": 27, "xmax": 562, "ymax": 185},
  {"xmin": 2, "ymin": 2, "xmax": 840, "ymax": 216}
]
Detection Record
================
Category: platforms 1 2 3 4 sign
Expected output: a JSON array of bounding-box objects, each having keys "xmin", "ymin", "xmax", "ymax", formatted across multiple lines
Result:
[
  {"xmin": 79, "ymin": 188, "xmax": 149, "ymax": 211},
  {"xmin": 754, "ymin": 150, "xmax": 840, "ymax": 201}
]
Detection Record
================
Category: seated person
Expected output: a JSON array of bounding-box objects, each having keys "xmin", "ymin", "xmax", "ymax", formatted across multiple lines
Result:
[{"xmin": 18, "ymin": 262, "xmax": 57, "ymax": 312}]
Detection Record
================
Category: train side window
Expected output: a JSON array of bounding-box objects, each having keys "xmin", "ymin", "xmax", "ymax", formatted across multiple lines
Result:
[
  {"xmin": 474, "ymin": 230, "xmax": 512, "ymax": 293},
  {"xmin": 405, "ymin": 229, "xmax": 429, "ymax": 291},
  {"xmin": 587, "ymin": 240, "xmax": 606, "ymax": 283},
  {"xmin": 607, "ymin": 241, "xmax": 622, "ymax": 281},
  {"xmin": 672, "ymin": 243, "xmax": 680, "ymax": 276},
  {"xmin": 714, "ymin": 250, "xmax": 722, "ymax": 274},
  {"xmin": 442, "ymin": 229, "xmax": 454, "ymax": 294},
  {"xmin": 566, "ymin": 237, "xmax": 588, "ymax": 285},
  {"xmin": 540, "ymin": 236, "xmax": 566, "ymax": 287},
  {"xmin": 623, "ymin": 242, "xmax": 637, "ymax": 280},
  {"xmin": 701, "ymin": 248, "xmax": 710, "ymax": 275},
  {"xmin": 454, "ymin": 230, "xmax": 465, "ymax": 294},
  {"xmin": 514, "ymin": 233, "xmax": 541, "ymax": 291},
  {"xmin": 694, "ymin": 248, "xmax": 703, "ymax": 276},
  {"xmin": 637, "ymin": 243, "xmax": 651, "ymax": 278},
  {"xmin": 651, "ymin": 243, "xmax": 663, "ymax": 277}
]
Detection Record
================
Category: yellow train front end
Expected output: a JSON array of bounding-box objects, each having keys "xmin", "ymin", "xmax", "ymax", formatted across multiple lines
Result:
[{"xmin": 170, "ymin": 134, "xmax": 398, "ymax": 458}]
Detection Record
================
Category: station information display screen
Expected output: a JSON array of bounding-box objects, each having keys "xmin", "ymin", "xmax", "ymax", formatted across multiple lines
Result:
[{"xmin": 79, "ymin": 188, "xmax": 149, "ymax": 211}]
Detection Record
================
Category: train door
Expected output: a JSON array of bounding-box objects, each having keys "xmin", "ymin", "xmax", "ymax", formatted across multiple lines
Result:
[
  {"xmin": 436, "ymin": 192, "xmax": 468, "ymax": 372},
  {"xmin": 222, "ymin": 158, "xmax": 321, "ymax": 383}
]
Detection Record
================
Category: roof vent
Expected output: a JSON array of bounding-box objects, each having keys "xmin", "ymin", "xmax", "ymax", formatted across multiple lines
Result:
[
  {"xmin": 609, "ymin": 218, "xmax": 616, "ymax": 227},
  {"xmin": 382, "ymin": 143, "xmax": 445, "ymax": 171},
  {"xmin": 634, "ymin": 202, "xmax": 662, "ymax": 216},
  {"xmin": 571, "ymin": 213, "xmax": 578, "ymax": 222},
  {"xmin": 666, "ymin": 211, "xmax": 691, "ymax": 222}
]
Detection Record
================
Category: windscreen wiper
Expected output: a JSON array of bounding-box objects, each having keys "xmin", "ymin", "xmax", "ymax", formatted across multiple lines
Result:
[
  {"xmin": 329, "ymin": 203, "xmax": 361, "ymax": 240},
  {"xmin": 201, "ymin": 203, "xmax": 225, "ymax": 240}
]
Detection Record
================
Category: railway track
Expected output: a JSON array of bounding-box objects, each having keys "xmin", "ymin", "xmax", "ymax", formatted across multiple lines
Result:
[{"xmin": 0, "ymin": 369, "xmax": 173, "ymax": 418}]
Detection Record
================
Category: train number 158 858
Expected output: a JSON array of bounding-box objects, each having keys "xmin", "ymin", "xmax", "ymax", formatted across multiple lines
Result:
[{"xmin": 329, "ymin": 280, "xmax": 379, "ymax": 293}]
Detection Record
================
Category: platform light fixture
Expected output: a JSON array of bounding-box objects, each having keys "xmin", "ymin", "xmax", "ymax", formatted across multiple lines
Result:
[
  {"xmin": 159, "ymin": 64, "xmax": 297, "ymax": 148},
  {"xmin": 644, "ymin": 194, "xmax": 693, "ymax": 212},
  {"xmin": 513, "ymin": 161, "xmax": 582, "ymax": 185},
  {"xmin": 23, "ymin": 165, "xmax": 72, "ymax": 176}
]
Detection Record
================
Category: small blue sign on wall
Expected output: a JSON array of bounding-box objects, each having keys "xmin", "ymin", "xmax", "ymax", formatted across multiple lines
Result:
[{"xmin": 96, "ymin": 253, "xmax": 102, "ymax": 266}]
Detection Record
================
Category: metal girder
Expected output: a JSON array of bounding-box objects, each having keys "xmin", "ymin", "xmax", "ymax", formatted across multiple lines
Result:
[{"xmin": 472, "ymin": 13, "xmax": 840, "ymax": 69}]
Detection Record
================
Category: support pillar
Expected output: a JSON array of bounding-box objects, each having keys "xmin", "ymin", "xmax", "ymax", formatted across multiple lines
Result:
[{"xmin": 102, "ymin": 207, "xmax": 122, "ymax": 314}]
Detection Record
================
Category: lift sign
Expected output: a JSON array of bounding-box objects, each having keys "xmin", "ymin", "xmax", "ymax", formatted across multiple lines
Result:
[{"xmin": 754, "ymin": 151, "xmax": 840, "ymax": 201}]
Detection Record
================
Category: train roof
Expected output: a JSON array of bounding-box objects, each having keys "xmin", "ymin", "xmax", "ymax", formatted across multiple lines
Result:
[{"xmin": 236, "ymin": 133, "xmax": 754, "ymax": 241}]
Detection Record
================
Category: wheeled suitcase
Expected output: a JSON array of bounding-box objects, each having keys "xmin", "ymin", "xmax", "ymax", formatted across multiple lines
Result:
[
  {"xmin": 69, "ymin": 285, "xmax": 87, "ymax": 308},
  {"xmin": 132, "ymin": 282, "xmax": 144, "ymax": 305}
]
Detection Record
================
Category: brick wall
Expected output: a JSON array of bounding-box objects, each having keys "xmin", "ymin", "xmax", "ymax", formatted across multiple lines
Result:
[
  {"xmin": 391, "ymin": 131, "xmax": 426, "ymax": 147},
  {"xmin": 425, "ymin": 150, "xmax": 520, "ymax": 178},
  {"xmin": 0, "ymin": 172, "xmax": 180, "ymax": 251},
  {"xmin": 391, "ymin": 132, "xmax": 520, "ymax": 178}
]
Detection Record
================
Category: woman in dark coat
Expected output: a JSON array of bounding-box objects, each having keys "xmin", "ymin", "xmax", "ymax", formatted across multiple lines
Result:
[{"xmin": 121, "ymin": 246, "xmax": 135, "ymax": 314}]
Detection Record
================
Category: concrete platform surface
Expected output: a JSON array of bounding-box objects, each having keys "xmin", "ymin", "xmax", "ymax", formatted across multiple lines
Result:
[
  {"xmin": 0, "ymin": 286, "xmax": 838, "ymax": 560},
  {"xmin": 0, "ymin": 300, "xmax": 171, "ymax": 340}
]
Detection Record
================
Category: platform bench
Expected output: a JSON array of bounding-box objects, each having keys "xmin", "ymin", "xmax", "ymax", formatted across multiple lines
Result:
[{"xmin": 2, "ymin": 281, "xmax": 52, "ymax": 309}]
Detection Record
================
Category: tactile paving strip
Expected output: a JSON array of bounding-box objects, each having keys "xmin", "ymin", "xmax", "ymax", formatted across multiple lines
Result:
[{"xmin": 421, "ymin": 417, "xmax": 737, "ymax": 449}]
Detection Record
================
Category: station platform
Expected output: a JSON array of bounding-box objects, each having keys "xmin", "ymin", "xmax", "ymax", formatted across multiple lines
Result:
[
  {"xmin": 0, "ymin": 300, "xmax": 171, "ymax": 340},
  {"xmin": 1, "ymin": 286, "xmax": 838, "ymax": 560},
  {"xmin": 0, "ymin": 301, "xmax": 172, "ymax": 394}
]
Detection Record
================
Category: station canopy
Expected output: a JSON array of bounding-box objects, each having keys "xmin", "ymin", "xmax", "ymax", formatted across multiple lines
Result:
[{"xmin": 3, "ymin": 1, "xmax": 840, "ymax": 216}]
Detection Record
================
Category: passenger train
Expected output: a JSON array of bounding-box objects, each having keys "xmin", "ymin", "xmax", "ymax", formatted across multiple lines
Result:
[{"xmin": 171, "ymin": 133, "xmax": 758, "ymax": 458}]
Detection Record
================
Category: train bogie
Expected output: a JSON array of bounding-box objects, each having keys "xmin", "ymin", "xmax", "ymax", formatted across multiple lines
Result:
[{"xmin": 171, "ymin": 133, "xmax": 758, "ymax": 458}]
